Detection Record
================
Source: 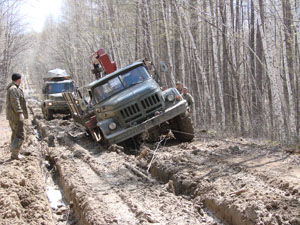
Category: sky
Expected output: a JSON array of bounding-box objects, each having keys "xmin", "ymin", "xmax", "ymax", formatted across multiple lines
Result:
[{"xmin": 21, "ymin": 0, "xmax": 63, "ymax": 32}]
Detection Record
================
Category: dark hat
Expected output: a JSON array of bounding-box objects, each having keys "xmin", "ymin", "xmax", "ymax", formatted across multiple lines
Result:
[{"xmin": 12, "ymin": 73, "xmax": 22, "ymax": 81}]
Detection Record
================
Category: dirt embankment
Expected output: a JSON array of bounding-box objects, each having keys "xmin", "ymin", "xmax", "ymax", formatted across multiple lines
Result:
[
  {"xmin": 0, "ymin": 112, "xmax": 56, "ymax": 225},
  {"xmin": 0, "ymin": 94, "xmax": 300, "ymax": 225}
]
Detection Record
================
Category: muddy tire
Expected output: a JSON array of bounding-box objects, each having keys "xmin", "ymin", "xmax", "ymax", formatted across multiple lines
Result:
[
  {"xmin": 43, "ymin": 108, "xmax": 54, "ymax": 121},
  {"xmin": 172, "ymin": 114, "xmax": 194, "ymax": 142}
]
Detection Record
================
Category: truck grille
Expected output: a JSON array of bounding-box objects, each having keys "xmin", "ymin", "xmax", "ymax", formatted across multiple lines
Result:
[
  {"xmin": 53, "ymin": 96, "xmax": 65, "ymax": 101},
  {"xmin": 141, "ymin": 93, "xmax": 162, "ymax": 113},
  {"xmin": 119, "ymin": 93, "xmax": 163, "ymax": 124},
  {"xmin": 120, "ymin": 103, "xmax": 142, "ymax": 122}
]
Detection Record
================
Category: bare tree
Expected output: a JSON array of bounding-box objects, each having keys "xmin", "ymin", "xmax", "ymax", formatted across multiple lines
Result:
[
  {"xmin": 27, "ymin": 0, "xmax": 300, "ymax": 143},
  {"xmin": 0, "ymin": 0, "xmax": 29, "ymax": 102}
]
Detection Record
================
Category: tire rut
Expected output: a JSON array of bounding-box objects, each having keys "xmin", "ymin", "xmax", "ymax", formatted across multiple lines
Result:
[
  {"xmin": 149, "ymin": 141, "xmax": 300, "ymax": 225},
  {"xmin": 30, "ymin": 100, "xmax": 300, "ymax": 225},
  {"xmin": 33, "ymin": 114, "xmax": 219, "ymax": 224}
]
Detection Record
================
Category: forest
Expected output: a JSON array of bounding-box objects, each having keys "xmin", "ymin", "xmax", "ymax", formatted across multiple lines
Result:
[{"xmin": 1, "ymin": 0, "xmax": 300, "ymax": 143}]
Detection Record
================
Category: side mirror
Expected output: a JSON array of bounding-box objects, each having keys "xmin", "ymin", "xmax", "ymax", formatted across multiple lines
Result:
[
  {"xmin": 160, "ymin": 61, "xmax": 168, "ymax": 72},
  {"xmin": 42, "ymin": 87, "xmax": 46, "ymax": 94}
]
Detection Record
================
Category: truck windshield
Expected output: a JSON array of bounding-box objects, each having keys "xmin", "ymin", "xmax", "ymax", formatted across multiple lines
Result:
[
  {"xmin": 120, "ymin": 66, "xmax": 150, "ymax": 88},
  {"xmin": 48, "ymin": 82, "xmax": 74, "ymax": 94},
  {"xmin": 93, "ymin": 66, "xmax": 150, "ymax": 103}
]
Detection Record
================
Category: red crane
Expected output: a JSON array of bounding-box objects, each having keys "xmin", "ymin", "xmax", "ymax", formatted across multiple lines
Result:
[{"xmin": 90, "ymin": 49, "xmax": 117, "ymax": 79}]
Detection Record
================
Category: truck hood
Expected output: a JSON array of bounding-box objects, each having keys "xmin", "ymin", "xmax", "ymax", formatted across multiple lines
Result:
[
  {"xmin": 100, "ymin": 80, "xmax": 159, "ymax": 110},
  {"xmin": 48, "ymin": 93, "xmax": 66, "ymax": 101}
]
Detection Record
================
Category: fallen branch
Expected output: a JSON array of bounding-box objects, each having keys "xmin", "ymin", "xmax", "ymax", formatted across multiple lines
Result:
[
  {"xmin": 124, "ymin": 163, "xmax": 155, "ymax": 183},
  {"xmin": 230, "ymin": 189, "xmax": 248, "ymax": 196}
]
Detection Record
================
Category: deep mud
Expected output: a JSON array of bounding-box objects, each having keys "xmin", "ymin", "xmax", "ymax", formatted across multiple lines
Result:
[
  {"xmin": 31, "ymin": 104, "xmax": 218, "ymax": 225},
  {"xmin": 0, "ymin": 83, "xmax": 300, "ymax": 225},
  {"xmin": 150, "ymin": 140, "xmax": 300, "ymax": 225}
]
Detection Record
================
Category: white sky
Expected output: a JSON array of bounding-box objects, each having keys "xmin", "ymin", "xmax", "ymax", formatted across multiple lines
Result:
[{"xmin": 21, "ymin": 0, "xmax": 63, "ymax": 32}]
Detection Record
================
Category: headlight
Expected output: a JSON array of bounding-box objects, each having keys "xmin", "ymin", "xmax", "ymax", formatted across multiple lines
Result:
[
  {"xmin": 108, "ymin": 122, "xmax": 117, "ymax": 130},
  {"xmin": 75, "ymin": 100, "xmax": 79, "ymax": 104},
  {"xmin": 167, "ymin": 94, "xmax": 175, "ymax": 102},
  {"xmin": 48, "ymin": 102, "xmax": 53, "ymax": 106}
]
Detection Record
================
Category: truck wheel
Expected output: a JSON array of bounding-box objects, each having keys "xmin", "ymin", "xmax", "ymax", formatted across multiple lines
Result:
[
  {"xmin": 43, "ymin": 108, "xmax": 54, "ymax": 120},
  {"xmin": 172, "ymin": 114, "xmax": 194, "ymax": 142}
]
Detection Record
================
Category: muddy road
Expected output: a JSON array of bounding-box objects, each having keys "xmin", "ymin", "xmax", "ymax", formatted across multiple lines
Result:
[{"xmin": 0, "ymin": 82, "xmax": 300, "ymax": 225}]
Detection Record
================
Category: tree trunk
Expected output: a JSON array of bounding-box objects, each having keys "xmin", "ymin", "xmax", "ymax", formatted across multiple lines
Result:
[
  {"xmin": 160, "ymin": 0, "xmax": 175, "ymax": 87},
  {"xmin": 282, "ymin": 0, "xmax": 297, "ymax": 138},
  {"xmin": 254, "ymin": 0, "xmax": 286, "ymax": 141},
  {"xmin": 219, "ymin": 0, "xmax": 231, "ymax": 129}
]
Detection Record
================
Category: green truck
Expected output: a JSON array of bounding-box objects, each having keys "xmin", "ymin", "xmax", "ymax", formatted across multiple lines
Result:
[
  {"xmin": 42, "ymin": 69, "xmax": 75, "ymax": 120},
  {"xmin": 64, "ymin": 50, "xmax": 194, "ymax": 145}
]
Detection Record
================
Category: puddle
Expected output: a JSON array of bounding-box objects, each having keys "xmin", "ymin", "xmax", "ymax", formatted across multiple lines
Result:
[
  {"xmin": 43, "ymin": 158, "xmax": 77, "ymax": 224},
  {"xmin": 205, "ymin": 208, "xmax": 224, "ymax": 224},
  {"xmin": 44, "ymin": 159, "xmax": 65, "ymax": 210},
  {"xmin": 33, "ymin": 123, "xmax": 76, "ymax": 224},
  {"xmin": 46, "ymin": 183, "xmax": 65, "ymax": 209}
]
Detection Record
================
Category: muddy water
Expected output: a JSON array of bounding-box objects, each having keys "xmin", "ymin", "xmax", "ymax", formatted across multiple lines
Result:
[
  {"xmin": 32, "ymin": 120, "xmax": 78, "ymax": 225},
  {"xmin": 44, "ymin": 159, "xmax": 73, "ymax": 224}
]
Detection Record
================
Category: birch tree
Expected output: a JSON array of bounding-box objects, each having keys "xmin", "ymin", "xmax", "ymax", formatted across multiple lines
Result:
[{"xmin": 26, "ymin": 0, "xmax": 300, "ymax": 143}]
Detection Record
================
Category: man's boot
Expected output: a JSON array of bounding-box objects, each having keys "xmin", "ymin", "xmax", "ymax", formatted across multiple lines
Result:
[
  {"xmin": 11, "ymin": 150, "xmax": 20, "ymax": 160},
  {"xmin": 10, "ymin": 138, "xmax": 23, "ymax": 160}
]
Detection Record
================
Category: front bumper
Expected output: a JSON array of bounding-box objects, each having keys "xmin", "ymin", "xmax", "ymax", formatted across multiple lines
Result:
[
  {"xmin": 99, "ymin": 100, "xmax": 187, "ymax": 144},
  {"xmin": 44, "ymin": 101, "xmax": 69, "ymax": 111}
]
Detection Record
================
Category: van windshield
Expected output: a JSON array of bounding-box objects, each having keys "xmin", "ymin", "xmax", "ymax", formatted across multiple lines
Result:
[
  {"xmin": 47, "ymin": 82, "xmax": 74, "ymax": 94},
  {"xmin": 92, "ymin": 66, "xmax": 150, "ymax": 103}
]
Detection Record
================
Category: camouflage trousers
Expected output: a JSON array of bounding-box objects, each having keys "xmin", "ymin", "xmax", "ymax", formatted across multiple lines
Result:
[{"xmin": 9, "ymin": 120, "xmax": 24, "ymax": 156}]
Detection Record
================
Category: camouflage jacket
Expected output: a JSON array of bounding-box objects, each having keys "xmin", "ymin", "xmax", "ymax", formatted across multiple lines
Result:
[
  {"xmin": 6, "ymin": 82, "xmax": 28, "ymax": 121},
  {"xmin": 183, "ymin": 93, "xmax": 194, "ymax": 107},
  {"xmin": 177, "ymin": 88, "xmax": 182, "ymax": 95}
]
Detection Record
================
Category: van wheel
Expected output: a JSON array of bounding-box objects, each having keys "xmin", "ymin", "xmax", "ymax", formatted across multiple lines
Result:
[{"xmin": 43, "ymin": 108, "xmax": 53, "ymax": 120}]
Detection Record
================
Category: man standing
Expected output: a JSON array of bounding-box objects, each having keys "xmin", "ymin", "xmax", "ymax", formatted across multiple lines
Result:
[
  {"xmin": 6, "ymin": 73, "xmax": 28, "ymax": 160},
  {"xmin": 176, "ymin": 81, "xmax": 183, "ymax": 94},
  {"xmin": 182, "ymin": 87, "xmax": 194, "ymax": 114}
]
